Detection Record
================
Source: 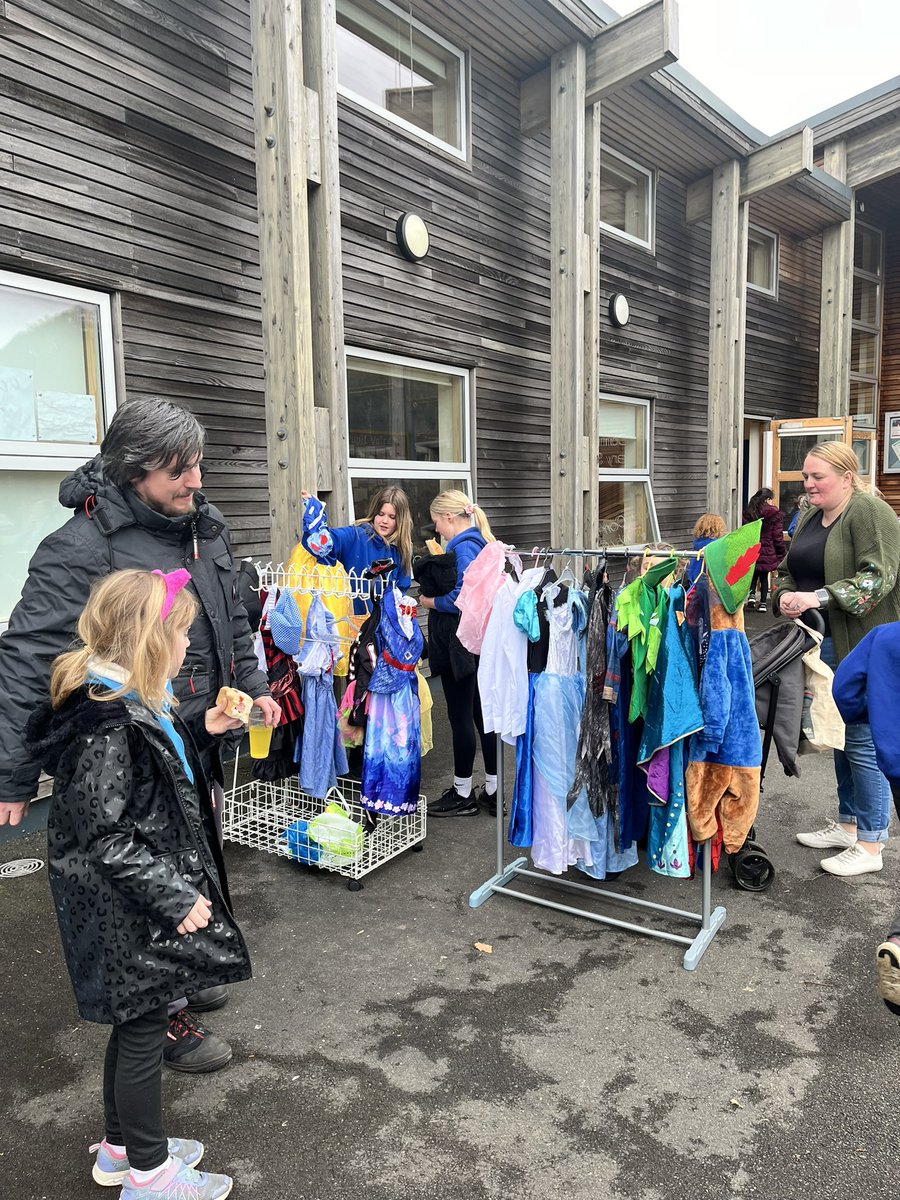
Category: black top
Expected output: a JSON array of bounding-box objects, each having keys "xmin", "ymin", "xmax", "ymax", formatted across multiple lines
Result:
[{"xmin": 785, "ymin": 509, "xmax": 833, "ymax": 634}]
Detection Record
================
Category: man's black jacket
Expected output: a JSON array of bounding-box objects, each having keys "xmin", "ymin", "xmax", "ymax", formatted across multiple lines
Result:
[{"xmin": 0, "ymin": 456, "xmax": 267, "ymax": 804}]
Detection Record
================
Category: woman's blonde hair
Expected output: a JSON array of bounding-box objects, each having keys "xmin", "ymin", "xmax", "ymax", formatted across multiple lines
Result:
[
  {"xmin": 692, "ymin": 512, "xmax": 727, "ymax": 540},
  {"xmin": 430, "ymin": 489, "xmax": 495, "ymax": 542},
  {"xmin": 355, "ymin": 484, "xmax": 413, "ymax": 576},
  {"xmin": 806, "ymin": 442, "xmax": 865, "ymax": 492},
  {"xmin": 50, "ymin": 570, "xmax": 198, "ymax": 713}
]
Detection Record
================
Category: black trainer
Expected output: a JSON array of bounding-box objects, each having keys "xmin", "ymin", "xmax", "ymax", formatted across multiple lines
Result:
[
  {"xmin": 477, "ymin": 789, "xmax": 507, "ymax": 818},
  {"xmin": 429, "ymin": 786, "xmax": 480, "ymax": 817},
  {"xmin": 164, "ymin": 1010, "xmax": 233, "ymax": 1074},
  {"xmin": 185, "ymin": 985, "xmax": 228, "ymax": 1012}
]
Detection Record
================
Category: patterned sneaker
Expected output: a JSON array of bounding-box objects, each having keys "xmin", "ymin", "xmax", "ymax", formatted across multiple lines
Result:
[
  {"xmin": 876, "ymin": 936, "xmax": 900, "ymax": 1014},
  {"xmin": 119, "ymin": 1158, "xmax": 233, "ymax": 1200},
  {"xmin": 796, "ymin": 820, "xmax": 857, "ymax": 850},
  {"xmin": 91, "ymin": 1139, "xmax": 204, "ymax": 1187},
  {"xmin": 820, "ymin": 844, "xmax": 883, "ymax": 876}
]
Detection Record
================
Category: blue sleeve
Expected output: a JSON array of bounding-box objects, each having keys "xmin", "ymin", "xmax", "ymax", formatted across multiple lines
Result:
[
  {"xmin": 692, "ymin": 634, "xmax": 731, "ymax": 756},
  {"xmin": 832, "ymin": 632, "xmax": 872, "ymax": 725},
  {"xmin": 392, "ymin": 549, "xmax": 411, "ymax": 593},
  {"xmin": 433, "ymin": 540, "xmax": 480, "ymax": 613},
  {"xmin": 328, "ymin": 525, "xmax": 359, "ymax": 568}
]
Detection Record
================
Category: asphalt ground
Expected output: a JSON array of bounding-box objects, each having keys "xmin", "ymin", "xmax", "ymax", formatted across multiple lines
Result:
[{"xmin": 1, "ymin": 607, "xmax": 897, "ymax": 1200}]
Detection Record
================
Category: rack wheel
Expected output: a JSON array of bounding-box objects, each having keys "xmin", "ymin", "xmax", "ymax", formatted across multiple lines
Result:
[
  {"xmin": 731, "ymin": 848, "xmax": 775, "ymax": 893},
  {"xmin": 411, "ymin": 843, "xmax": 425, "ymax": 853},
  {"xmin": 347, "ymin": 879, "xmax": 363, "ymax": 892}
]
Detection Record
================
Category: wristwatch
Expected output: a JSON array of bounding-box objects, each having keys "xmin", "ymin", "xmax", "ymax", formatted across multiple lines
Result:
[{"xmin": 815, "ymin": 588, "xmax": 830, "ymax": 607}]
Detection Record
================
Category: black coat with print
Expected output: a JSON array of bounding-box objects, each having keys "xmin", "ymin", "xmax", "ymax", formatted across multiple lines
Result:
[{"xmin": 25, "ymin": 690, "xmax": 252, "ymax": 1026}]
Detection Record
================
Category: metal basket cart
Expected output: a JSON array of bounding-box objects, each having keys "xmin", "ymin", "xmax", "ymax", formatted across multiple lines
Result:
[
  {"xmin": 224, "ymin": 559, "xmax": 427, "ymax": 890},
  {"xmin": 223, "ymin": 775, "xmax": 426, "ymax": 890}
]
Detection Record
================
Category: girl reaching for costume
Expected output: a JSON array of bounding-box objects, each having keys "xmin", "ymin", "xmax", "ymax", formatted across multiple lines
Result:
[
  {"xmin": 299, "ymin": 485, "xmax": 413, "ymax": 596},
  {"xmin": 25, "ymin": 568, "xmax": 250, "ymax": 1200}
]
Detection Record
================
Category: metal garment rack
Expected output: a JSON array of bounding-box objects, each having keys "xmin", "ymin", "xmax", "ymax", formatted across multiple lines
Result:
[{"xmin": 467, "ymin": 544, "xmax": 726, "ymax": 971}]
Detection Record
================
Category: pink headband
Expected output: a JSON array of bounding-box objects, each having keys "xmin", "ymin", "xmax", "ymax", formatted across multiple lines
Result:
[
  {"xmin": 152, "ymin": 568, "xmax": 192, "ymax": 621},
  {"xmin": 464, "ymin": 503, "xmax": 474, "ymax": 516}
]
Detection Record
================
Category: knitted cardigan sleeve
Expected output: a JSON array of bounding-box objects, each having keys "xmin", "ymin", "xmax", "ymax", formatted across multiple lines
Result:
[{"xmin": 826, "ymin": 495, "xmax": 900, "ymax": 616}]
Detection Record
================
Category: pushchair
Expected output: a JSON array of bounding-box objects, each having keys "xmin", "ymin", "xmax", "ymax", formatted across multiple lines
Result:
[{"xmin": 732, "ymin": 611, "xmax": 826, "ymax": 892}]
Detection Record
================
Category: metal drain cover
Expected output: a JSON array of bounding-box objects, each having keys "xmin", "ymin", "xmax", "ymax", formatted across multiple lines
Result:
[{"xmin": 0, "ymin": 858, "xmax": 44, "ymax": 879}]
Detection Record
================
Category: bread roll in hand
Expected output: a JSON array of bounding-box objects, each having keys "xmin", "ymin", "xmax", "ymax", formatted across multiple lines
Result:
[{"xmin": 215, "ymin": 686, "xmax": 253, "ymax": 725}]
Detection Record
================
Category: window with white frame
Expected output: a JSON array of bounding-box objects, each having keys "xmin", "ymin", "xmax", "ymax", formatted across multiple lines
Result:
[
  {"xmin": 850, "ymin": 221, "xmax": 883, "ymax": 428},
  {"xmin": 747, "ymin": 225, "xmax": 778, "ymax": 296},
  {"xmin": 346, "ymin": 349, "xmax": 472, "ymax": 550},
  {"xmin": 336, "ymin": 0, "xmax": 467, "ymax": 159},
  {"xmin": 597, "ymin": 396, "xmax": 659, "ymax": 546},
  {"xmin": 0, "ymin": 270, "xmax": 117, "ymax": 623},
  {"xmin": 599, "ymin": 147, "xmax": 654, "ymax": 250}
]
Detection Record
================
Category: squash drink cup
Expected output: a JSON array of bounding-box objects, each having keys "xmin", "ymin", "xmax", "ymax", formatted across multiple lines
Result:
[{"xmin": 248, "ymin": 706, "xmax": 273, "ymax": 758}]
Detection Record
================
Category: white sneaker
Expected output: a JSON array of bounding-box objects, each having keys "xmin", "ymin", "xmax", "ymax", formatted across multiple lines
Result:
[
  {"xmin": 820, "ymin": 844, "xmax": 883, "ymax": 877},
  {"xmin": 796, "ymin": 820, "xmax": 856, "ymax": 849}
]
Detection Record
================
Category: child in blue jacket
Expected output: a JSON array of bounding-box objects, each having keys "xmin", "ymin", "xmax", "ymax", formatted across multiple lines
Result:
[
  {"xmin": 832, "ymin": 625, "xmax": 900, "ymax": 1014},
  {"xmin": 300, "ymin": 486, "xmax": 413, "ymax": 598}
]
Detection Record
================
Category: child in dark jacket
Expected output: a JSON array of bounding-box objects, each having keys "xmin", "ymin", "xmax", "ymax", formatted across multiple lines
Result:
[
  {"xmin": 26, "ymin": 569, "xmax": 250, "ymax": 1199},
  {"xmin": 832, "ymin": 624, "xmax": 900, "ymax": 1015}
]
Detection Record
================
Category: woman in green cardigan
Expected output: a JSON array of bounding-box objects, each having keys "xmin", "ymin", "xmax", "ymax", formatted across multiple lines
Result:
[{"xmin": 774, "ymin": 441, "xmax": 900, "ymax": 878}]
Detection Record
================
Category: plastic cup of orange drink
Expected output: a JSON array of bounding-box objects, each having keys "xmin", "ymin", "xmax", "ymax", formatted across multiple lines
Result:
[{"xmin": 248, "ymin": 707, "xmax": 273, "ymax": 759}]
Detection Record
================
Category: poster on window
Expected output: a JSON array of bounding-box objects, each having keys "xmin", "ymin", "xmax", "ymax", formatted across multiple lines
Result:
[
  {"xmin": 0, "ymin": 367, "xmax": 37, "ymax": 441},
  {"xmin": 36, "ymin": 392, "xmax": 98, "ymax": 443},
  {"xmin": 884, "ymin": 413, "xmax": 900, "ymax": 474}
]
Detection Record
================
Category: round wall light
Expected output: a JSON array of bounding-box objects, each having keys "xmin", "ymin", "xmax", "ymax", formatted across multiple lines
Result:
[
  {"xmin": 609, "ymin": 292, "xmax": 631, "ymax": 328},
  {"xmin": 396, "ymin": 212, "xmax": 430, "ymax": 262}
]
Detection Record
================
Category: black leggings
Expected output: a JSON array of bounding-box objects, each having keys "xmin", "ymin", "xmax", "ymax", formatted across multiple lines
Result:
[
  {"xmin": 441, "ymin": 671, "xmax": 497, "ymax": 779},
  {"xmin": 751, "ymin": 568, "xmax": 770, "ymax": 604},
  {"xmin": 103, "ymin": 1002, "xmax": 169, "ymax": 1171}
]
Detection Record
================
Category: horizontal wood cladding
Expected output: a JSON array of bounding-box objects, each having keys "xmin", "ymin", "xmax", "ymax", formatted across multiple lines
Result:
[
  {"xmin": 744, "ymin": 233, "xmax": 822, "ymax": 424},
  {"xmin": 338, "ymin": 37, "xmax": 554, "ymax": 548},
  {"xmin": 597, "ymin": 164, "xmax": 713, "ymax": 547},
  {"xmin": 0, "ymin": 0, "xmax": 270, "ymax": 557}
]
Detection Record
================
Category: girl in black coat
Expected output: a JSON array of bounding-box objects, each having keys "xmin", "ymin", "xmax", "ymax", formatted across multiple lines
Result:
[{"xmin": 26, "ymin": 568, "xmax": 249, "ymax": 1199}]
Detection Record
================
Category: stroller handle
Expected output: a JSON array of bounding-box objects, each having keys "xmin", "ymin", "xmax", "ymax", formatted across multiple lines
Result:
[{"xmin": 799, "ymin": 608, "xmax": 826, "ymax": 635}]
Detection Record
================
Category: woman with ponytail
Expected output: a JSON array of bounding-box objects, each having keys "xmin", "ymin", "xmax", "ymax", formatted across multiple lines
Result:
[{"xmin": 418, "ymin": 490, "xmax": 498, "ymax": 817}]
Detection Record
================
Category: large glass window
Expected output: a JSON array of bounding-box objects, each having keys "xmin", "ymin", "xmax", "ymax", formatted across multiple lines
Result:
[
  {"xmin": 597, "ymin": 396, "xmax": 659, "ymax": 546},
  {"xmin": 850, "ymin": 221, "xmax": 882, "ymax": 429},
  {"xmin": 346, "ymin": 349, "xmax": 471, "ymax": 553},
  {"xmin": 0, "ymin": 270, "xmax": 118, "ymax": 624},
  {"xmin": 336, "ymin": 0, "xmax": 466, "ymax": 158},
  {"xmin": 747, "ymin": 225, "xmax": 778, "ymax": 296},
  {"xmin": 599, "ymin": 147, "xmax": 653, "ymax": 250}
]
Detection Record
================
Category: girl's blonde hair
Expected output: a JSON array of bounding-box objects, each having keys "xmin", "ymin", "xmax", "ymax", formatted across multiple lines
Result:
[
  {"xmin": 692, "ymin": 512, "xmax": 727, "ymax": 540},
  {"xmin": 430, "ymin": 489, "xmax": 495, "ymax": 542},
  {"xmin": 355, "ymin": 484, "xmax": 413, "ymax": 576},
  {"xmin": 806, "ymin": 442, "xmax": 865, "ymax": 492},
  {"xmin": 50, "ymin": 570, "xmax": 198, "ymax": 714}
]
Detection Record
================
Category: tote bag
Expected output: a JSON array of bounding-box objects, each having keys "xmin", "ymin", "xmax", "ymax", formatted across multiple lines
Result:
[{"xmin": 797, "ymin": 621, "xmax": 845, "ymax": 754}]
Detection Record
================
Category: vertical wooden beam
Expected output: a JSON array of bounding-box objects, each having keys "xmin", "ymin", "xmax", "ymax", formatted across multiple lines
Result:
[
  {"xmin": 582, "ymin": 101, "xmax": 602, "ymax": 549},
  {"xmin": 252, "ymin": 0, "xmax": 318, "ymax": 561},
  {"xmin": 302, "ymin": 0, "xmax": 350, "ymax": 522},
  {"xmin": 550, "ymin": 43, "xmax": 587, "ymax": 549},
  {"xmin": 818, "ymin": 140, "xmax": 854, "ymax": 417},
  {"xmin": 706, "ymin": 160, "xmax": 747, "ymax": 527}
]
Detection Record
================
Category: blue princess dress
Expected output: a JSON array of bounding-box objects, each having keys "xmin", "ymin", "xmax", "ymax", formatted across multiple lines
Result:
[{"xmin": 362, "ymin": 586, "xmax": 424, "ymax": 815}]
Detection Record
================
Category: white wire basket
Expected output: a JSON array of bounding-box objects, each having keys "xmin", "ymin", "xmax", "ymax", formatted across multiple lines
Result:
[{"xmin": 223, "ymin": 775, "xmax": 427, "ymax": 890}]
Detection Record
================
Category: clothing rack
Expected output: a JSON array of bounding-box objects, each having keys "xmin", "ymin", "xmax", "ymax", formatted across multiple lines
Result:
[
  {"xmin": 253, "ymin": 561, "xmax": 388, "ymax": 648},
  {"xmin": 529, "ymin": 545, "xmax": 705, "ymax": 560},
  {"xmin": 468, "ymin": 543, "xmax": 725, "ymax": 971},
  {"xmin": 222, "ymin": 562, "xmax": 427, "ymax": 889}
]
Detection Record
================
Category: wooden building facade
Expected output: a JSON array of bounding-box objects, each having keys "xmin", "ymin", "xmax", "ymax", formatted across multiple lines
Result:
[{"xmin": 1, "ymin": 0, "xmax": 899, "ymax": 624}]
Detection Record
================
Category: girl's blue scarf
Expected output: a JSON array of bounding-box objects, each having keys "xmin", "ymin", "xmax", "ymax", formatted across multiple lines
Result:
[{"xmin": 87, "ymin": 659, "xmax": 194, "ymax": 785}]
